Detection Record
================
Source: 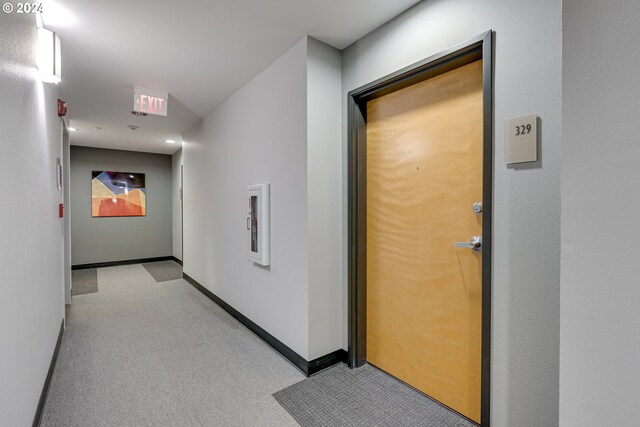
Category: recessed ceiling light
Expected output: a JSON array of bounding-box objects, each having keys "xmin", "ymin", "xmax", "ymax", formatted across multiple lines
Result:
[
  {"xmin": 165, "ymin": 139, "xmax": 176, "ymax": 144},
  {"xmin": 68, "ymin": 127, "xmax": 77, "ymax": 132}
]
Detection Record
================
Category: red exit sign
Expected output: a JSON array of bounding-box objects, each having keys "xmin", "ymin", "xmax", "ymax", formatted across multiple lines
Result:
[{"xmin": 134, "ymin": 86, "xmax": 168, "ymax": 116}]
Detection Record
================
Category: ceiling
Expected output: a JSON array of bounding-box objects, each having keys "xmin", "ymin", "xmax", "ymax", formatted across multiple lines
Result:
[{"xmin": 44, "ymin": 0, "xmax": 421, "ymax": 155}]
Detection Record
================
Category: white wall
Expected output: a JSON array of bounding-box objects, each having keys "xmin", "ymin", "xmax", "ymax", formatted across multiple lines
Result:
[
  {"xmin": 183, "ymin": 37, "xmax": 344, "ymax": 361},
  {"xmin": 172, "ymin": 148, "xmax": 183, "ymax": 261},
  {"xmin": 560, "ymin": 1, "xmax": 640, "ymax": 425},
  {"xmin": 0, "ymin": 14, "xmax": 65, "ymax": 426},
  {"xmin": 341, "ymin": 1, "xmax": 562, "ymax": 425},
  {"xmin": 306, "ymin": 38, "xmax": 343, "ymax": 359},
  {"xmin": 183, "ymin": 38, "xmax": 311, "ymax": 358}
]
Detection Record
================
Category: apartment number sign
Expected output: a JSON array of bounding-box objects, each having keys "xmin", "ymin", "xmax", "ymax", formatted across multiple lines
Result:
[{"xmin": 505, "ymin": 115, "xmax": 538, "ymax": 164}]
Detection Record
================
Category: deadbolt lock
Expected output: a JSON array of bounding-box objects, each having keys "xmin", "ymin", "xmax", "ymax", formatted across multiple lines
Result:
[{"xmin": 473, "ymin": 202, "xmax": 483, "ymax": 214}]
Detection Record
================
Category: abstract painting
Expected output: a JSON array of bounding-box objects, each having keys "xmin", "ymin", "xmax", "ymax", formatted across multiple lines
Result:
[{"xmin": 92, "ymin": 171, "xmax": 146, "ymax": 217}]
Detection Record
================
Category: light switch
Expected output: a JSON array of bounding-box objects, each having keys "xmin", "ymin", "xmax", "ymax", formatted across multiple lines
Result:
[{"xmin": 505, "ymin": 115, "xmax": 538, "ymax": 164}]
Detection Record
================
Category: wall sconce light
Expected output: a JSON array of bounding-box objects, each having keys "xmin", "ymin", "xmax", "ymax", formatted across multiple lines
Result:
[{"xmin": 38, "ymin": 27, "xmax": 61, "ymax": 84}]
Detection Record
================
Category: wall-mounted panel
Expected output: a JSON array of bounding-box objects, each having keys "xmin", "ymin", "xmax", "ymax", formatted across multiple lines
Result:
[{"xmin": 247, "ymin": 183, "xmax": 270, "ymax": 266}]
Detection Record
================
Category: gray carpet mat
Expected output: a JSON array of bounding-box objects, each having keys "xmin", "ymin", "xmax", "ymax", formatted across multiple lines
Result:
[
  {"xmin": 142, "ymin": 260, "xmax": 183, "ymax": 282},
  {"xmin": 273, "ymin": 363, "xmax": 476, "ymax": 427},
  {"xmin": 71, "ymin": 269, "xmax": 98, "ymax": 296}
]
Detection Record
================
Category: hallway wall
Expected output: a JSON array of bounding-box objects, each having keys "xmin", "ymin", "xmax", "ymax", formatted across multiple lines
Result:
[
  {"xmin": 560, "ymin": 1, "xmax": 640, "ymax": 424},
  {"xmin": 0, "ymin": 14, "xmax": 65, "ymax": 426},
  {"xmin": 172, "ymin": 149, "xmax": 183, "ymax": 261},
  {"xmin": 341, "ymin": 1, "xmax": 562, "ymax": 425},
  {"xmin": 306, "ymin": 37, "xmax": 343, "ymax": 359},
  {"xmin": 183, "ymin": 37, "xmax": 343, "ymax": 361},
  {"xmin": 183, "ymin": 38, "xmax": 311, "ymax": 358},
  {"xmin": 70, "ymin": 146, "xmax": 173, "ymax": 265}
]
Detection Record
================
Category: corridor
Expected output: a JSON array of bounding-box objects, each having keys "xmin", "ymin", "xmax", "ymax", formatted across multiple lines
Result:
[
  {"xmin": 3, "ymin": 1, "xmax": 639, "ymax": 426},
  {"xmin": 43, "ymin": 264, "xmax": 477, "ymax": 426},
  {"xmin": 41, "ymin": 264, "xmax": 302, "ymax": 426}
]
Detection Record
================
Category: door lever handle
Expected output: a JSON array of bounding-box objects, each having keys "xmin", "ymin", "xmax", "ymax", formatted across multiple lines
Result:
[{"xmin": 453, "ymin": 236, "xmax": 482, "ymax": 252}]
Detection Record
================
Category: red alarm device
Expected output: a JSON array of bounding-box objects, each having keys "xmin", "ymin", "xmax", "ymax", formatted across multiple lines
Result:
[{"xmin": 57, "ymin": 99, "xmax": 67, "ymax": 117}]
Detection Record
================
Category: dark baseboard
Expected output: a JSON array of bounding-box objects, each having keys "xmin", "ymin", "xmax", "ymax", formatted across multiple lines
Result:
[
  {"xmin": 307, "ymin": 348, "xmax": 348, "ymax": 374},
  {"xmin": 183, "ymin": 273, "xmax": 346, "ymax": 376},
  {"xmin": 172, "ymin": 257, "xmax": 183, "ymax": 266},
  {"xmin": 32, "ymin": 319, "xmax": 64, "ymax": 427},
  {"xmin": 72, "ymin": 256, "xmax": 174, "ymax": 270}
]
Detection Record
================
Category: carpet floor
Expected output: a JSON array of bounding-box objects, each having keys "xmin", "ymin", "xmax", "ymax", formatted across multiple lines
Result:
[
  {"xmin": 142, "ymin": 260, "xmax": 183, "ymax": 282},
  {"xmin": 71, "ymin": 268, "xmax": 98, "ymax": 296},
  {"xmin": 41, "ymin": 264, "xmax": 303, "ymax": 427},
  {"xmin": 273, "ymin": 363, "xmax": 476, "ymax": 427}
]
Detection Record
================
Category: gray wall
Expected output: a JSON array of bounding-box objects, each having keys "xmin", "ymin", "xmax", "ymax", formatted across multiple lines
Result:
[
  {"xmin": 172, "ymin": 149, "xmax": 183, "ymax": 261},
  {"xmin": 560, "ymin": 1, "xmax": 640, "ymax": 425},
  {"xmin": 70, "ymin": 146, "xmax": 173, "ymax": 265},
  {"xmin": 341, "ymin": 1, "xmax": 562, "ymax": 425},
  {"xmin": 0, "ymin": 13, "xmax": 65, "ymax": 426}
]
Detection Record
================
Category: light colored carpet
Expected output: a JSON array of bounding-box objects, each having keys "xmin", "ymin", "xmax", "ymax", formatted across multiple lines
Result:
[
  {"xmin": 41, "ymin": 264, "xmax": 303, "ymax": 427},
  {"xmin": 71, "ymin": 268, "xmax": 98, "ymax": 296},
  {"xmin": 142, "ymin": 260, "xmax": 183, "ymax": 282},
  {"xmin": 273, "ymin": 363, "xmax": 476, "ymax": 427}
]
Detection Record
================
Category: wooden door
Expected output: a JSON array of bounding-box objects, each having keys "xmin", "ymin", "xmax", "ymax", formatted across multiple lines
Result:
[{"xmin": 366, "ymin": 60, "xmax": 483, "ymax": 423}]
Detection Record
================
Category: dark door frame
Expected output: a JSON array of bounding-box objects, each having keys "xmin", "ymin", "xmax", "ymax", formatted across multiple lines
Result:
[
  {"xmin": 181, "ymin": 163, "xmax": 184, "ymax": 264},
  {"xmin": 61, "ymin": 120, "xmax": 72, "ymax": 306},
  {"xmin": 347, "ymin": 30, "xmax": 494, "ymax": 426}
]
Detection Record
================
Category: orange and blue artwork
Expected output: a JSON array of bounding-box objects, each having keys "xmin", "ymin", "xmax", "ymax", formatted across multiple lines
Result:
[{"xmin": 91, "ymin": 171, "xmax": 146, "ymax": 217}]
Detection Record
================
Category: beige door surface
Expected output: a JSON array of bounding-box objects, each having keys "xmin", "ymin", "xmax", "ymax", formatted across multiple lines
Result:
[{"xmin": 366, "ymin": 60, "xmax": 483, "ymax": 423}]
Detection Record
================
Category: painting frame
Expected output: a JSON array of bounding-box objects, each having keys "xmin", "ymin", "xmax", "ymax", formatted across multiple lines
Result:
[{"xmin": 91, "ymin": 170, "xmax": 147, "ymax": 218}]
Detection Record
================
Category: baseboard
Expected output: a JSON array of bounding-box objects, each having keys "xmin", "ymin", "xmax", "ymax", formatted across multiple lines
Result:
[
  {"xmin": 72, "ymin": 256, "xmax": 174, "ymax": 270},
  {"xmin": 183, "ymin": 273, "xmax": 346, "ymax": 376},
  {"xmin": 32, "ymin": 319, "xmax": 64, "ymax": 427},
  {"xmin": 172, "ymin": 257, "xmax": 183, "ymax": 266},
  {"xmin": 307, "ymin": 348, "xmax": 348, "ymax": 374}
]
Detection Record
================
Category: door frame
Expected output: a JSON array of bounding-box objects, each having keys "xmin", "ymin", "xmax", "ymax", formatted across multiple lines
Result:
[
  {"xmin": 181, "ymin": 163, "xmax": 184, "ymax": 263},
  {"xmin": 347, "ymin": 30, "xmax": 494, "ymax": 426},
  {"xmin": 61, "ymin": 120, "xmax": 72, "ymax": 306}
]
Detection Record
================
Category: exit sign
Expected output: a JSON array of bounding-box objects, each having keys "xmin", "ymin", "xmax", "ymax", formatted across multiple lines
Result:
[{"xmin": 134, "ymin": 86, "xmax": 168, "ymax": 116}]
